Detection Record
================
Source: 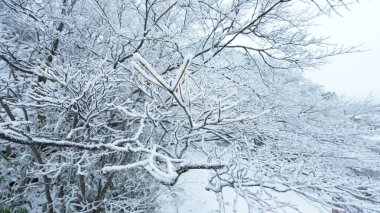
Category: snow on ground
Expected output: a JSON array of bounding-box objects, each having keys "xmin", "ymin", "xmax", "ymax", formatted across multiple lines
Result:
[
  {"xmin": 158, "ymin": 170, "xmax": 323, "ymax": 213},
  {"xmin": 158, "ymin": 170, "xmax": 220, "ymax": 213}
]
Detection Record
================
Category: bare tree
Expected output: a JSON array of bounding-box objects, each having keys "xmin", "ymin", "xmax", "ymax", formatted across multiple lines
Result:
[{"xmin": 0, "ymin": 0, "xmax": 379, "ymax": 212}]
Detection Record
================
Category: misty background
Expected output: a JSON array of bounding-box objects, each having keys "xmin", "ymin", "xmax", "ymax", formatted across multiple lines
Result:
[{"xmin": 306, "ymin": 0, "xmax": 380, "ymax": 99}]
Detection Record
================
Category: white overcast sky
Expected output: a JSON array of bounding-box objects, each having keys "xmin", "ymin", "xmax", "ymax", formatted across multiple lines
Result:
[{"xmin": 305, "ymin": 0, "xmax": 380, "ymax": 100}]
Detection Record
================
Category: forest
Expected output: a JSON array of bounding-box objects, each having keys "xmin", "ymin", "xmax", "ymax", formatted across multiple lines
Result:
[{"xmin": 0, "ymin": 0, "xmax": 379, "ymax": 212}]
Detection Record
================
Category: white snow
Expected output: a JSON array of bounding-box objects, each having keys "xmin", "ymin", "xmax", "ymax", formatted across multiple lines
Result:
[{"xmin": 158, "ymin": 170, "xmax": 324, "ymax": 213}]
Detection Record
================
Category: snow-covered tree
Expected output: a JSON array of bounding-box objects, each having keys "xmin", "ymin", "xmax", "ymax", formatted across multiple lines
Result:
[{"xmin": 1, "ymin": 0, "xmax": 379, "ymax": 212}]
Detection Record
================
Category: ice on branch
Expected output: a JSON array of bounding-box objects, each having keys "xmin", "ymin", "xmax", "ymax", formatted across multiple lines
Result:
[{"xmin": 171, "ymin": 54, "xmax": 192, "ymax": 91}]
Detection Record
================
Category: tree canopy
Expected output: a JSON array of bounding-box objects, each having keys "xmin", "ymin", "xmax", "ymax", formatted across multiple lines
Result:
[{"xmin": 0, "ymin": 0, "xmax": 379, "ymax": 212}]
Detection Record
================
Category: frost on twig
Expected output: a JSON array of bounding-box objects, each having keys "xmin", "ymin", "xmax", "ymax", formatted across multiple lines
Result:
[
  {"xmin": 130, "ymin": 53, "xmax": 269, "ymax": 130},
  {"xmin": 1, "ymin": 0, "xmax": 378, "ymax": 212}
]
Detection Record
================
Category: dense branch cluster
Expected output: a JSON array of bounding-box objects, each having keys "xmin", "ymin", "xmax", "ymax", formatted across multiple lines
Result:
[{"xmin": 0, "ymin": 0, "xmax": 379, "ymax": 212}]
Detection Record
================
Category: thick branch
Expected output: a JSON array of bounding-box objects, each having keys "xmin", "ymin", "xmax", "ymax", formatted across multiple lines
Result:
[{"xmin": 0, "ymin": 127, "xmax": 106, "ymax": 151}]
